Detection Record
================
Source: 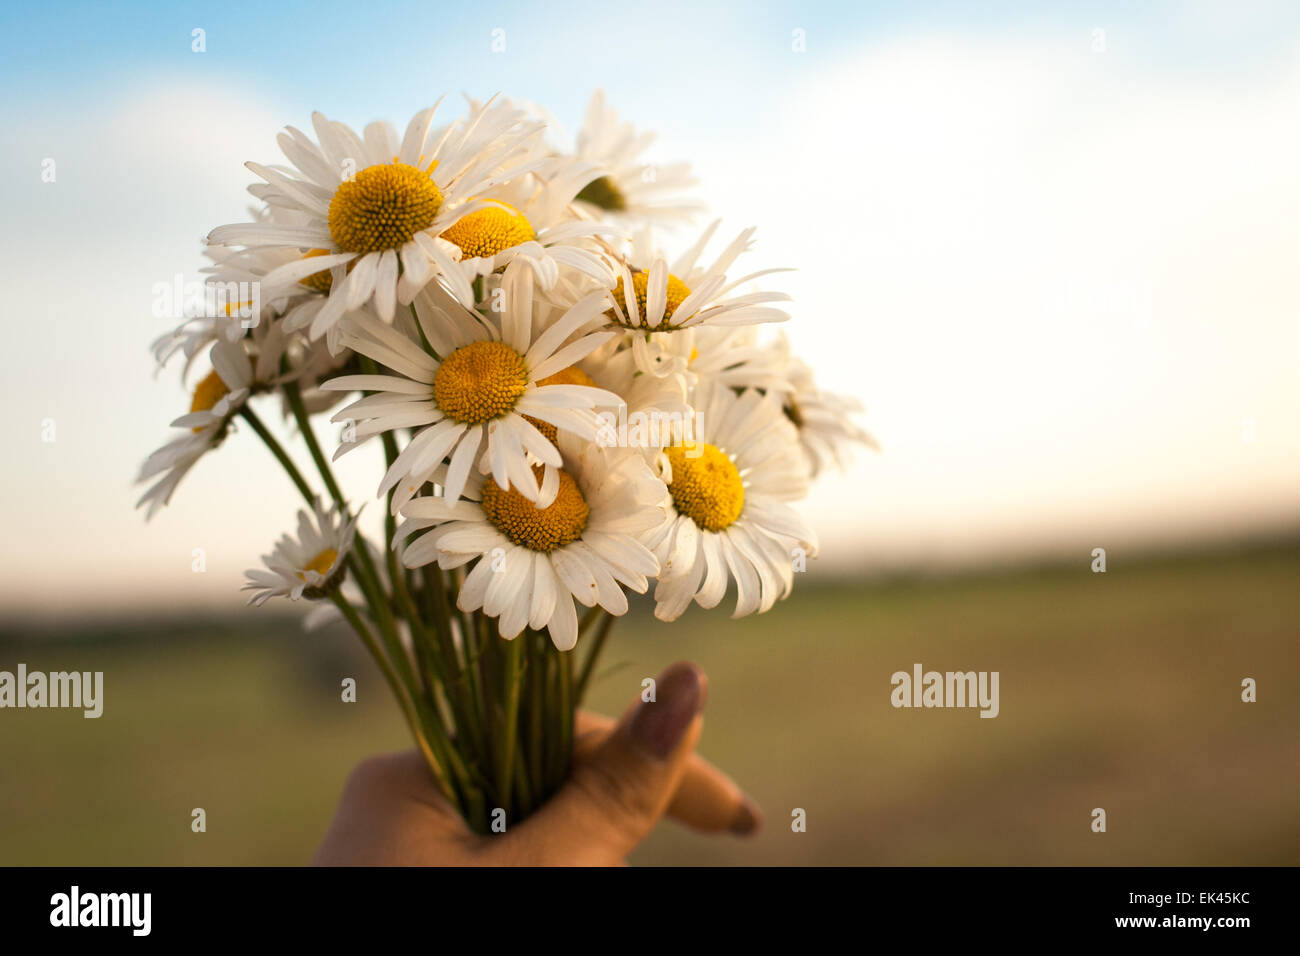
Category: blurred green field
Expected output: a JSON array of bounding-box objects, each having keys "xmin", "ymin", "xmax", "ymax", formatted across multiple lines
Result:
[{"xmin": 1, "ymin": 542, "xmax": 1297, "ymax": 865}]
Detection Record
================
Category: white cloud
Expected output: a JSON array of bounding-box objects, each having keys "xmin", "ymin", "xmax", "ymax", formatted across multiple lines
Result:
[
  {"xmin": 1, "ymin": 79, "xmax": 329, "ymax": 612},
  {"xmin": 688, "ymin": 35, "xmax": 1300, "ymax": 568}
]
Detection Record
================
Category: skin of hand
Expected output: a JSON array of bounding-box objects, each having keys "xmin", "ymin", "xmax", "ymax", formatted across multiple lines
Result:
[{"xmin": 313, "ymin": 661, "xmax": 762, "ymax": 865}]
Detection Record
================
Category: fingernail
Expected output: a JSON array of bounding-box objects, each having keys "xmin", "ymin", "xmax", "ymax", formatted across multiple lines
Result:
[
  {"xmin": 629, "ymin": 662, "xmax": 706, "ymax": 758},
  {"xmin": 730, "ymin": 794, "xmax": 763, "ymax": 836}
]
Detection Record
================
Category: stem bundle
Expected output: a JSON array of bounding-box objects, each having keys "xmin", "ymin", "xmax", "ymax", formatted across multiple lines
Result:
[{"xmin": 243, "ymin": 398, "xmax": 612, "ymax": 832}]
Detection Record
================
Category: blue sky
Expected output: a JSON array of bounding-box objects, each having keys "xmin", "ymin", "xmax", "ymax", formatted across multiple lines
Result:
[{"xmin": 5, "ymin": 1, "xmax": 1298, "ymax": 114}]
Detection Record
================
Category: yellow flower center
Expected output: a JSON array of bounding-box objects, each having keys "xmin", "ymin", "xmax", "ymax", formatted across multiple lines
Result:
[
  {"xmin": 612, "ymin": 270, "xmax": 693, "ymax": 331},
  {"xmin": 481, "ymin": 469, "xmax": 590, "ymax": 552},
  {"xmin": 524, "ymin": 365, "xmax": 599, "ymax": 444},
  {"xmin": 187, "ymin": 370, "xmax": 230, "ymax": 432},
  {"xmin": 299, "ymin": 249, "xmax": 335, "ymax": 293},
  {"xmin": 440, "ymin": 202, "xmax": 536, "ymax": 260},
  {"xmin": 433, "ymin": 340, "xmax": 529, "ymax": 424},
  {"xmin": 665, "ymin": 443, "xmax": 744, "ymax": 532},
  {"xmin": 576, "ymin": 175, "xmax": 627, "ymax": 212},
  {"xmin": 298, "ymin": 548, "xmax": 339, "ymax": 580},
  {"xmin": 327, "ymin": 162, "xmax": 443, "ymax": 254},
  {"xmin": 190, "ymin": 370, "xmax": 229, "ymax": 413},
  {"xmin": 219, "ymin": 299, "xmax": 257, "ymax": 317}
]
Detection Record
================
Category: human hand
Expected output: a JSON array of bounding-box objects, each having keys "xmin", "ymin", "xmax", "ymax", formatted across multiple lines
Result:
[{"xmin": 313, "ymin": 661, "xmax": 762, "ymax": 865}]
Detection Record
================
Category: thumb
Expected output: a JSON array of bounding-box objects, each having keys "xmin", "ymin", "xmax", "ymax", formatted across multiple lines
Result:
[{"xmin": 510, "ymin": 661, "xmax": 708, "ymax": 865}]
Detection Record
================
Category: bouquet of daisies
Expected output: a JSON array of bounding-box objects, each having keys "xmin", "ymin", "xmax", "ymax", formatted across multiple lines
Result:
[{"xmin": 138, "ymin": 92, "xmax": 873, "ymax": 831}]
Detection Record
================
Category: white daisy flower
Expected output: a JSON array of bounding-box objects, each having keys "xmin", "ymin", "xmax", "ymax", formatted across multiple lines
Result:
[
  {"xmin": 206, "ymin": 98, "xmax": 547, "ymax": 337},
  {"xmin": 299, "ymin": 559, "xmax": 410, "ymax": 636},
  {"xmin": 150, "ymin": 314, "xmax": 239, "ymax": 378},
  {"xmin": 605, "ymin": 221, "xmax": 792, "ymax": 380},
  {"xmin": 396, "ymin": 432, "xmax": 665, "ymax": 650},
  {"xmin": 242, "ymin": 499, "xmax": 359, "ymax": 606},
  {"xmin": 647, "ymin": 384, "xmax": 816, "ymax": 621},
  {"xmin": 284, "ymin": 331, "xmax": 357, "ymax": 417},
  {"xmin": 782, "ymin": 352, "xmax": 879, "ymax": 478},
  {"xmin": 135, "ymin": 339, "xmax": 257, "ymax": 519},
  {"xmin": 135, "ymin": 436, "xmax": 211, "ymax": 522},
  {"xmin": 151, "ymin": 229, "xmax": 340, "ymax": 375},
  {"xmin": 572, "ymin": 90, "xmax": 701, "ymax": 225},
  {"xmin": 205, "ymin": 240, "xmax": 345, "ymax": 341},
  {"xmin": 149, "ymin": 254, "xmax": 259, "ymax": 374},
  {"xmin": 440, "ymin": 167, "xmax": 616, "ymax": 291},
  {"xmin": 625, "ymin": 323, "xmax": 795, "ymax": 397},
  {"xmin": 562, "ymin": 332, "xmax": 692, "ymax": 455},
  {"xmin": 322, "ymin": 272, "xmax": 622, "ymax": 516}
]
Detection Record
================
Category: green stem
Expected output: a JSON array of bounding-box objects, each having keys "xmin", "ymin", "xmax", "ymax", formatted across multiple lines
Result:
[
  {"xmin": 476, "ymin": 610, "xmax": 508, "ymax": 804},
  {"xmin": 527, "ymin": 630, "xmax": 544, "ymax": 803},
  {"xmin": 338, "ymin": 358, "xmax": 427, "ymax": 672},
  {"xmin": 497, "ymin": 636, "xmax": 525, "ymax": 816},
  {"xmin": 451, "ymin": 567, "xmax": 483, "ymax": 708},
  {"xmin": 282, "ymin": 379, "xmax": 387, "ymax": 634},
  {"xmin": 558, "ymin": 644, "xmax": 573, "ymax": 786},
  {"xmin": 575, "ymin": 611, "xmax": 617, "ymax": 705},
  {"xmin": 244, "ymin": 400, "xmax": 414, "ymax": 711},
  {"xmin": 427, "ymin": 567, "xmax": 487, "ymax": 768},
  {"xmin": 330, "ymin": 594, "xmax": 458, "ymax": 807},
  {"xmin": 542, "ymin": 636, "xmax": 573, "ymax": 793},
  {"xmin": 283, "ymin": 382, "xmax": 346, "ymax": 507},
  {"xmin": 274, "ymin": 388, "xmax": 470, "ymax": 821},
  {"xmin": 239, "ymin": 405, "xmax": 314, "ymax": 503},
  {"xmin": 413, "ymin": 684, "xmax": 487, "ymax": 830},
  {"xmin": 513, "ymin": 740, "xmax": 533, "ymax": 818},
  {"xmin": 284, "ymin": 382, "xmax": 418, "ymax": 720}
]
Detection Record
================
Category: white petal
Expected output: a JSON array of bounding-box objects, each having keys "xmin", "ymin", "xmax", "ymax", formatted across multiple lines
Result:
[{"xmin": 547, "ymin": 589, "xmax": 578, "ymax": 651}]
